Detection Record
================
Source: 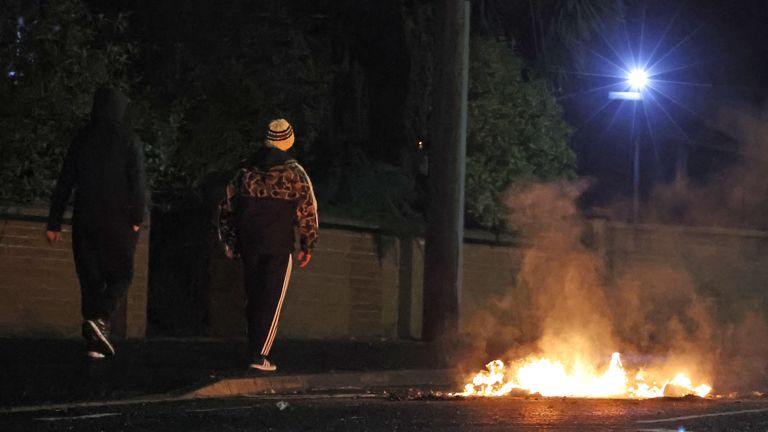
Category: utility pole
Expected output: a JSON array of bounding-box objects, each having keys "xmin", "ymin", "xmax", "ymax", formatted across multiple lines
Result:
[
  {"xmin": 422, "ymin": 0, "xmax": 470, "ymax": 343},
  {"xmin": 632, "ymin": 129, "xmax": 640, "ymax": 223}
]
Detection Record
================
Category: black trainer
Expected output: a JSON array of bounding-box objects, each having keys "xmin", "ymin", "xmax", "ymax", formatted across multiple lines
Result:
[
  {"xmin": 249, "ymin": 356, "xmax": 277, "ymax": 372},
  {"xmin": 83, "ymin": 318, "xmax": 115, "ymax": 357}
]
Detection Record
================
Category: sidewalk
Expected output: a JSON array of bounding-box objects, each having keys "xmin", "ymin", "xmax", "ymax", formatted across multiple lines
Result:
[{"xmin": 0, "ymin": 338, "xmax": 456, "ymax": 408}]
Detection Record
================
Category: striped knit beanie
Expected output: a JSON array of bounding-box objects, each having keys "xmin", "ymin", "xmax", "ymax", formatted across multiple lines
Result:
[{"xmin": 266, "ymin": 118, "xmax": 295, "ymax": 151}]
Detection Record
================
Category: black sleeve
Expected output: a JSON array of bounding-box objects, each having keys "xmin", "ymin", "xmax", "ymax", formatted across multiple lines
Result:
[
  {"xmin": 126, "ymin": 134, "xmax": 147, "ymax": 226},
  {"xmin": 46, "ymin": 139, "xmax": 78, "ymax": 231}
]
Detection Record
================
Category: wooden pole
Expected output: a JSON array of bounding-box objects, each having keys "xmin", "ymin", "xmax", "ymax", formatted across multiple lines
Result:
[{"xmin": 422, "ymin": 0, "xmax": 470, "ymax": 343}]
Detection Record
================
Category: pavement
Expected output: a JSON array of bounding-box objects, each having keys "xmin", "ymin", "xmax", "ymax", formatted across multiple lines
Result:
[
  {"xmin": 6, "ymin": 338, "xmax": 768, "ymax": 431},
  {"xmin": 0, "ymin": 337, "xmax": 458, "ymax": 410}
]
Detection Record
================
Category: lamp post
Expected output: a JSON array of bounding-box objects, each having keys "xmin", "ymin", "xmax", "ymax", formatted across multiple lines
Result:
[{"xmin": 609, "ymin": 68, "xmax": 648, "ymax": 223}]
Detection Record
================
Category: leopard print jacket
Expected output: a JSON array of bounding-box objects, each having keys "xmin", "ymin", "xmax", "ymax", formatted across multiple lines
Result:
[{"xmin": 218, "ymin": 159, "xmax": 318, "ymax": 255}]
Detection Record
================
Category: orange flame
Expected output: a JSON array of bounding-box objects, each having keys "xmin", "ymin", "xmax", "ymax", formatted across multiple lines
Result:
[{"xmin": 458, "ymin": 352, "xmax": 712, "ymax": 399}]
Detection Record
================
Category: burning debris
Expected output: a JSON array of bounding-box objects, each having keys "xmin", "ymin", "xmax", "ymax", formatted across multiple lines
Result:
[
  {"xmin": 456, "ymin": 353, "xmax": 712, "ymax": 399},
  {"xmin": 444, "ymin": 182, "xmax": 730, "ymax": 400}
]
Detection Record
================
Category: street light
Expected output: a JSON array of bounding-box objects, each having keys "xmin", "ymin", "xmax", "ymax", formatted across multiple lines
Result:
[
  {"xmin": 627, "ymin": 68, "xmax": 649, "ymax": 90},
  {"xmin": 608, "ymin": 68, "xmax": 649, "ymax": 223}
]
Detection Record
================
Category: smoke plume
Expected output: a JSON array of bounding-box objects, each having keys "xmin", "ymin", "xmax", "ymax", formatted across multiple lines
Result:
[{"xmin": 462, "ymin": 174, "xmax": 768, "ymax": 394}]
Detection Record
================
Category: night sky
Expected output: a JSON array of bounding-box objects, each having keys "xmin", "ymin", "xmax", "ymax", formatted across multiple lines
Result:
[{"xmin": 559, "ymin": 0, "xmax": 768, "ymax": 210}]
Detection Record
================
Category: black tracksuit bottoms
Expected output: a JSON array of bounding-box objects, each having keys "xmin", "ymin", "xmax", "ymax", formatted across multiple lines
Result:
[
  {"xmin": 241, "ymin": 252, "xmax": 292, "ymax": 357},
  {"xmin": 72, "ymin": 220, "xmax": 138, "ymax": 321}
]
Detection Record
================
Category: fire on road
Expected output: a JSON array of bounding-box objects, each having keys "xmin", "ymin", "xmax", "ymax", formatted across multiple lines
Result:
[{"xmin": 458, "ymin": 352, "xmax": 711, "ymax": 399}]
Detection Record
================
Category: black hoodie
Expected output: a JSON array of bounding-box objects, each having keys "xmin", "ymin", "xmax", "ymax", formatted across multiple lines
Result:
[{"xmin": 47, "ymin": 87, "xmax": 146, "ymax": 231}]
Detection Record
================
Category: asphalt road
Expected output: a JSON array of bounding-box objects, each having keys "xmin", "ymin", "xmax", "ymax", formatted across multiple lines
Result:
[{"xmin": 3, "ymin": 392, "xmax": 768, "ymax": 431}]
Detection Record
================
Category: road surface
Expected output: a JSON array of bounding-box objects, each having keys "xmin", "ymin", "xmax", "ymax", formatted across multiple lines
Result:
[{"xmin": 2, "ymin": 391, "xmax": 767, "ymax": 431}]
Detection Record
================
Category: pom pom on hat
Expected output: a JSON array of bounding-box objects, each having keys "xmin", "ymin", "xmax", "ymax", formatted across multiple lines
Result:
[{"xmin": 266, "ymin": 118, "xmax": 294, "ymax": 151}]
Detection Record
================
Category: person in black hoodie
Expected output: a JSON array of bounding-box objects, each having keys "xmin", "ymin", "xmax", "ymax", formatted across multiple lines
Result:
[
  {"xmin": 218, "ymin": 118, "xmax": 318, "ymax": 371},
  {"xmin": 46, "ymin": 86, "xmax": 145, "ymax": 359}
]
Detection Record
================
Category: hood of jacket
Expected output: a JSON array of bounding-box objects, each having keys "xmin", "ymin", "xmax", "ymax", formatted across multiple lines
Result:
[
  {"xmin": 91, "ymin": 87, "xmax": 129, "ymax": 124},
  {"xmin": 241, "ymin": 145, "xmax": 293, "ymax": 171}
]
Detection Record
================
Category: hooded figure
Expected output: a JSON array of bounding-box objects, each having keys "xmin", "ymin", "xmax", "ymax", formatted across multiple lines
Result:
[{"xmin": 47, "ymin": 86, "xmax": 146, "ymax": 359}]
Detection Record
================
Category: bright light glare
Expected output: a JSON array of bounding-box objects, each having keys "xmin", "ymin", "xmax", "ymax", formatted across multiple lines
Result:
[
  {"xmin": 609, "ymin": 91, "xmax": 642, "ymax": 101},
  {"xmin": 627, "ymin": 69, "xmax": 649, "ymax": 90}
]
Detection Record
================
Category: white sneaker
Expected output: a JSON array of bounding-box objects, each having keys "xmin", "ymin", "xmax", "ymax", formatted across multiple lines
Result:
[
  {"xmin": 87, "ymin": 351, "xmax": 106, "ymax": 359},
  {"xmin": 249, "ymin": 356, "xmax": 277, "ymax": 372}
]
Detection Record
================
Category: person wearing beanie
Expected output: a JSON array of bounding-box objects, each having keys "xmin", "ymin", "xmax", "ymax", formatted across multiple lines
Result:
[
  {"xmin": 46, "ymin": 86, "xmax": 146, "ymax": 359},
  {"xmin": 218, "ymin": 118, "xmax": 318, "ymax": 371}
]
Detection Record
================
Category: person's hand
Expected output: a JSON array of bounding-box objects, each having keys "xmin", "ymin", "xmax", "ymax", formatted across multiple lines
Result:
[
  {"xmin": 297, "ymin": 250, "xmax": 312, "ymax": 268},
  {"xmin": 45, "ymin": 230, "xmax": 61, "ymax": 245},
  {"xmin": 225, "ymin": 246, "xmax": 235, "ymax": 259},
  {"xmin": 132, "ymin": 225, "xmax": 140, "ymax": 232}
]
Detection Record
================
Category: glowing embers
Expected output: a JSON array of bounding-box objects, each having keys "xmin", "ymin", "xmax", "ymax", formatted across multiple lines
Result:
[
  {"xmin": 458, "ymin": 353, "xmax": 711, "ymax": 399},
  {"xmin": 632, "ymin": 371, "xmax": 712, "ymax": 399}
]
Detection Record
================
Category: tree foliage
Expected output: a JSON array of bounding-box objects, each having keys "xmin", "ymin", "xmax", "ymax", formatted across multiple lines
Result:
[
  {"xmin": 472, "ymin": 0, "xmax": 625, "ymax": 90},
  {"xmin": 535, "ymin": 0, "xmax": 624, "ymax": 86},
  {"xmin": 466, "ymin": 37, "xmax": 575, "ymax": 229},
  {"xmin": 0, "ymin": 0, "xmax": 132, "ymax": 204},
  {"xmin": 129, "ymin": 2, "xmax": 337, "ymax": 201},
  {"xmin": 0, "ymin": 1, "xmax": 577, "ymax": 233}
]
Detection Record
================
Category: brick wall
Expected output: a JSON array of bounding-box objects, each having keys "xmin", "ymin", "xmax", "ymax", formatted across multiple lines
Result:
[
  {"xmin": 0, "ymin": 207, "xmax": 148, "ymax": 338},
  {"xmin": 403, "ymin": 237, "xmax": 526, "ymax": 339},
  {"xmin": 208, "ymin": 220, "xmax": 768, "ymax": 341},
  {"xmin": 208, "ymin": 226, "xmax": 401, "ymax": 340},
  {"xmin": 4, "ymin": 206, "xmax": 768, "ymax": 341},
  {"xmin": 604, "ymin": 221, "xmax": 768, "ymax": 320}
]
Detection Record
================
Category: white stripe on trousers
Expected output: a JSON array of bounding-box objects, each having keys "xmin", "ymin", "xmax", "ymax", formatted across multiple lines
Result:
[{"xmin": 261, "ymin": 254, "xmax": 292, "ymax": 356}]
